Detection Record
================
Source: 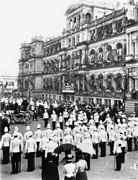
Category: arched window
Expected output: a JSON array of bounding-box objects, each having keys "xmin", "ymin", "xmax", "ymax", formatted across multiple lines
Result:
[
  {"xmin": 86, "ymin": 13, "xmax": 91, "ymax": 23},
  {"xmin": 99, "ymin": 47, "xmax": 103, "ymax": 53},
  {"xmin": 106, "ymin": 45, "xmax": 113, "ymax": 62},
  {"xmin": 107, "ymin": 45, "xmax": 112, "ymax": 51},
  {"xmin": 89, "ymin": 49, "xmax": 95, "ymax": 65},
  {"xmin": 89, "ymin": 74, "xmax": 96, "ymax": 91},
  {"xmin": 97, "ymin": 74, "xmax": 104, "ymax": 91},
  {"xmin": 72, "ymin": 37, "xmax": 75, "ymax": 46},
  {"xmin": 116, "ymin": 43, "xmax": 123, "ymax": 56},
  {"xmin": 114, "ymin": 73, "xmax": 122, "ymax": 91},
  {"xmin": 98, "ymin": 47, "xmax": 103, "ymax": 64},
  {"xmin": 106, "ymin": 73, "xmax": 114, "ymax": 91},
  {"xmin": 89, "ymin": 49, "xmax": 95, "ymax": 55}
]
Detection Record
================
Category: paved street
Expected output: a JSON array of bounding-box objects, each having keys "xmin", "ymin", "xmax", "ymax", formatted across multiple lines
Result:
[{"xmin": 0, "ymin": 120, "xmax": 138, "ymax": 180}]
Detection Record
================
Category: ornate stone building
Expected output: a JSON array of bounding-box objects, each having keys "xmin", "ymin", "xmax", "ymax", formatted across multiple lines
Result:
[{"xmin": 18, "ymin": 1, "xmax": 138, "ymax": 113}]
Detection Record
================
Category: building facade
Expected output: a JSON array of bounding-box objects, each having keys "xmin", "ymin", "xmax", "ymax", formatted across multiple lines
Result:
[
  {"xmin": 18, "ymin": 1, "xmax": 138, "ymax": 113},
  {"xmin": 0, "ymin": 75, "xmax": 17, "ymax": 96}
]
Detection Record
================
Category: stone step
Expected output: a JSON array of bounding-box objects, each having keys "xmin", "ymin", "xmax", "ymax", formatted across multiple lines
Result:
[{"xmin": 125, "ymin": 101, "xmax": 134, "ymax": 113}]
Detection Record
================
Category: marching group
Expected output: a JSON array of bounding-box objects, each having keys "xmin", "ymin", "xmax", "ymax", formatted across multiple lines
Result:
[{"xmin": 1, "ymin": 96, "xmax": 138, "ymax": 180}]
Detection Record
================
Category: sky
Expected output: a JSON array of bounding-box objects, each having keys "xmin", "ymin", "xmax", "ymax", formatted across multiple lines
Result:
[{"xmin": 0, "ymin": 0, "xmax": 128, "ymax": 76}]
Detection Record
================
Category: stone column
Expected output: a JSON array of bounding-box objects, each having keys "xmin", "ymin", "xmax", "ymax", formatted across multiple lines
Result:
[
  {"xmin": 135, "ymin": 79, "xmax": 138, "ymax": 90},
  {"xmin": 83, "ymin": 30, "xmax": 88, "ymax": 41},
  {"xmin": 129, "ymin": 33, "xmax": 132, "ymax": 54},
  {"xmin": 81, "ymin": 48, "xmax": 87, "ymax": 69},
  {"xmin": 112, "ymin": 19, "xmax": 117, "ymax": 35},
  {"xmin": 129, "ymin": 78, "xmax": 133, "ymax": 91},
  {"xmin": 59, "ymin": 76, "xmax": 62, "ymax": 93},
  {"xmin": 64, "ymin": 38, "xmax": 68, "ymax": 48},
  {"xmin": 135, "ymin": 38, "xmax": 138, "ymax": 57},
  {"xmin": 82, "ymin": 76, "xmax": 85, "ymax": 91},
  {"xmin": 127, "ymin": 34, "xmax": 129, "ymax": 55},
  {"xmin": 80, "ymin": 31, "xmax": 84, "ymax": 42},
  {"xmin": 52, "ymin": 78, "xmax": 55, "ymax": 92}
]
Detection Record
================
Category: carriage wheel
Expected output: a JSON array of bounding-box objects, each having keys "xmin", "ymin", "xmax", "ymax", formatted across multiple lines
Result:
[
  {"xmin": 24, "ymin": 111, "xmax": 31, "ymax": 124},
  {"xmin": 13, "ymin": 115, "xmax": 23, "ymax": 123}
]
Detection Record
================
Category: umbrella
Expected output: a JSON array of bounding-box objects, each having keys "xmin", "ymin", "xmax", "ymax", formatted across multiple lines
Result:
[
  {"xmin": 77, "ymin": 142, "xmax": 95, "ymax": 155},
  {"xmin": 54, "ymin": 143, "xmax": 74, "ymax": 154}
]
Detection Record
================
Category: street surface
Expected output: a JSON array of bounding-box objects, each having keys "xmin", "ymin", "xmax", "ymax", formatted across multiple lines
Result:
[{"xmin": 0, "ymin": 120, "xmax": 138, "ymax": 180}]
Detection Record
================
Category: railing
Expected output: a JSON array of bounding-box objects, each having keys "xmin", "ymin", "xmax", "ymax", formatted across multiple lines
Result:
[
  {"xmin": 131, "ymin": 91, "xmax": 138, "ymax": 99},
  {"xmin": 62, "ymin": 84, "xmax": 75, "ymax": 93}
]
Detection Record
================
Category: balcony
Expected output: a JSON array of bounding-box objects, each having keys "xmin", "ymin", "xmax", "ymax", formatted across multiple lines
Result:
[
  {"xmin": 131, "ymin": 90, "xmax": 138, "ymax": 99},
  {"xmin": 125, "ymin": 55, "xmax": 136, "ymax": 63},
  {"xmin": 62, "ymin": 84, "xmax": 75, "ymax": 93}
]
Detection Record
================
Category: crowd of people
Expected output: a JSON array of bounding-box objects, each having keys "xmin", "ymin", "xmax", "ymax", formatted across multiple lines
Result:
[{"xmin": 0, "ymin": 96, "xmax": 138, "ymax": 180}]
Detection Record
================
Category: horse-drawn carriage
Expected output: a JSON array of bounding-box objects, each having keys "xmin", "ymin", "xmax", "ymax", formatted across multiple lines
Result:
[{"xmin": 10, "ymin": 110, "xmax": 34, "ymax": 124}]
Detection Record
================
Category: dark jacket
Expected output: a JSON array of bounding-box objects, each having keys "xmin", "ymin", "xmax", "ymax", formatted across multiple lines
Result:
[{"xmin": 42, "ymin": 161, "xmax": 59, "ymax": 180}]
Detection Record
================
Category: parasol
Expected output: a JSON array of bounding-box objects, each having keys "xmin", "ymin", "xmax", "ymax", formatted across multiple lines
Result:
[{"xmin": 54, "ymin": 143, "xmax": 74, "ymax": 154}]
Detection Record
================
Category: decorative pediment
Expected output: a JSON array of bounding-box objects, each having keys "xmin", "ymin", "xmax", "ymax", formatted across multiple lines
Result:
[{"xmin": 65, "ymin": 4, "xmax": 81, "ymax": 15}]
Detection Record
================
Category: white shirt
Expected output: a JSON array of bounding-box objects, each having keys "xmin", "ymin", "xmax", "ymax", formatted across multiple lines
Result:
[
  {"xmin": 12, "ymin": 131, "xmax": 23, "ymax": 141},
  {"xmin": 133, "ymin": 126, "xmax": 138, "ymax": 137},
  {"xmin": 44, "ymin": 129, "xmax": 53, "ymax": 139},
  {"xmin": 99, "ymin": 130, "xmax": 107, "ymax": 142},
  {"xmin": 45, "ymin": 140, "xmax": 58, "ymax": 154},
  {"xmin": 25, "ymin": 137, "xmax": 37, "ymax": 153},
  {"xmin": 59, "ymin": 115, "xmax": 63, "ymax": 122},
  {"xmin": 10, "ymin": 137, "xmax": 23, "ymax": 153},
  {"xmin": 63, "ymin": 111, "xmax": 69, "ymax": 118},
  {"xmin": 76, "ymin": 159, "xmax": 87, "ymax": 172},
  {"xmin": 39, "ymin": 136, "xmax": 49, "ymax": 150},
  {"xmin": 24, "ymin": 131, "xmax": 32, "ymax": 142},
  {"xmin": 1, "ymin": 133, "xmax": 11, "ymax": 147},
  {"xmin": 63, "ymin": 134, "xmax": 74, "ymax": 144},
  {"xmin": 51, "ymin": 114, "xmax": 57, "ymax": 122},
  {"xmin": 74, "ymin": 133, "xmax": 83, "ymax": 145},
  {"xmin": 63, "ymin": 163, "xmax": 76, "ymax": 178},
  {"xmin": 113, "ymin": 139, "xmax": 122, "ymax": 154},
  {"xmin": 109, "ymin": 129, "xmax": 116, "ymax": 142},
  {"xmin": 92, "ymin": 131, "xmax": 100, "ymax": 144},
  {"xmin": 34, "ymin": 129, "xmax": 42, "ymax": 142},
  {"xmin": 43, "ymin": 112, "xmax": 49, "ymax": 119},
  {"xmin": 54, "ymin": 128, "xmax": 63, "ymax": 140}
]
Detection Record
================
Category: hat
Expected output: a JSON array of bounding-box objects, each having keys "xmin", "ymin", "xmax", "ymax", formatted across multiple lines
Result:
[
  {"xmin": 14, "ymin": 126, "xmax": 19, "ymax": 132},
  {"xmin": 4, "ymin": 126, "xmax": 8, "ymax": 133},
  {"xmin": 99, "ymin": 120, "xmax": 103, "ymax": 124},
  {"xmin": 49, "ymin": 135, "xmax": 55, "ymax": 141},
  {"xmin": 42, "ymin": 132, "xmax": 46, "ymax": 137},
  {"xmin": 84, "ymin": 132, "xmax": 90, "ymax": 138},
  {"xmin": 101, "ymin": 126, "xmax": 105, "ymax": 130},
  {"xmin": 26, "ymin": 126, "xmax": 30, "ymax": 131},
  {"xmin": 74, "ymin": 122, "xmax": 78, "ymax": 126},
  {"xmin": 110, "ymin": 125, "xmax": 114, "ymax": 129},
  {"xmin": 56, "ymin": 123, "xmax": 60, "ymax": 128},
  {"xmin": 47, "ymin": 124, "xmax": 51, "ymax": 129},
  {"xmin": 65, "ymin": 122, "xmax": 69, "ymax": 126},
  {"xmin": 37, "ymin": 124, "xmax": 41, "ymax": 129},
  {"xmin": 29, "ymin": 131, "xmax": 33, "ymax": 137},
  {"xmin": 66, "ymin": 154, "xmax": 74, "ymax": 161},
  {"xmin": 47, "ymin": 152, "xmax": 53, "ymax": 162},
  {"xmin": 13, "ymin": 131, "xmax": 18, "ymax": 137},
  {"xmin": 94, "ymin": 127, "xmax": 97, "ymax": 131}
]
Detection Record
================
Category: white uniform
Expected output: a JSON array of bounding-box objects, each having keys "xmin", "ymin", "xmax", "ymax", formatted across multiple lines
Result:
[
  {"xmin": 34, "ymin": 129, "xmax": 42, "ymax": 143},
  {"xmin": 1, "ymin": 132, "xmax": 11, "ymax": 147},
  {"xmin": 45, "ymin": 139, "xmax": 58, "ymax": 157},
  {"xmin": 63, "ymin": 134, "xmax": 74, "ymax": 144},
  {"xmin": 25, "ymin": 137, "xmax": 37, "ymax": 153}
]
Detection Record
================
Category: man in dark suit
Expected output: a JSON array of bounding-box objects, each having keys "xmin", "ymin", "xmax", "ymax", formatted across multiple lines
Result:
[{"xmin": 41, "ymin": 152, "xmax": 59, "ymax": 180}]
